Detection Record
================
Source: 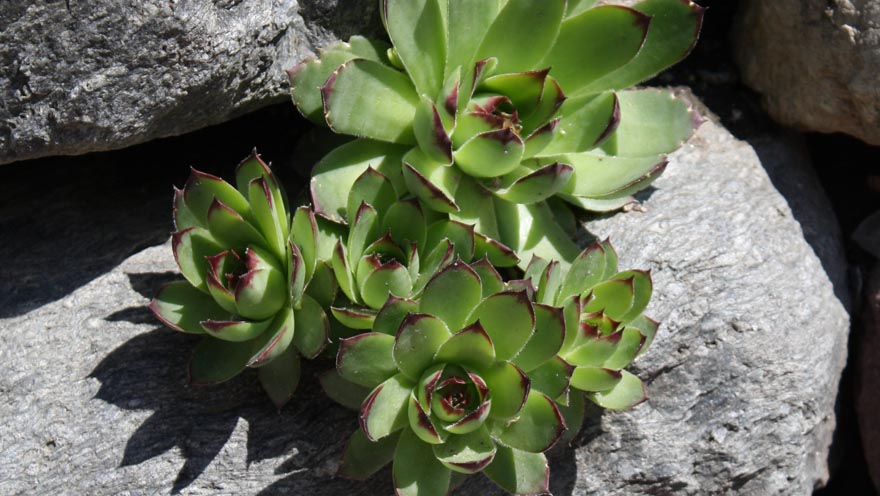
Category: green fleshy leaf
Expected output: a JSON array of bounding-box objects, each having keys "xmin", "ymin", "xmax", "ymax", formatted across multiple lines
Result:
[
  {"xmin": 473, "ymin": 232, "xmax": 520, "ymax": 268},
  {"xmin": 514, "ymin": 303, "xmax": 565, "ymax": 372},
  {"xmin": 454, "ymin": 129, "xmax": 524, "ymax": 179},
  {"xmin": 331, "ymin": 306, "xmax": 377, "ymax": 330},
  {"xmin": 189, "ymin": 337, "xmax": 253, "ymax": 385},
  {"xmin": 331, "ymin": 241, "xmax": 359, "ymax": 304},
  {"xmin": 258, "ymin": 343, "xmax": 301, "ymax": 410},
  {"xmin": 337, "ymin": 332, "xmax": 398, "ymax": 388},
  {"xmin": 559, "ymin": 152, "xmax": 667, "ymax": 197},
  {"xmin": 630, "ymin": 315, "xmax": 660, "ymax": 356},
  {"xmin": 323, "ymin": 58, "xmax": 419, "ymax": 144},
  {"xmin": 481, "ymin": 70, "xmax": 548, "ymax": 117},
  {"xmin": 413, "ymin": 240, "xmax": 455, "ymax": 294},
  {"xmin": 408, "ymin": 395, "xmax": 449, "ymax": 445},
  {"xmin": 584, "ymin": 277, "xmax": 635, "ymax": 321},
  {"xmin": 247, "ymin": 306, "xmax": 296, "ymax": 367},
  {"xmin": 384, "ymin": 0, "xmax": 446, "ymax": 97},
  {"xmin": 361, "ymin": 261, "xmax": 413, "ymax": 310},
  {"xmin": 293, "ymin": 294, "xmax": 329, "ymax": 359},
  {"xmin": 484, "ymin": 447, "xmax": 549, "ymax": 495},
  {"xmin": 382, "ymin": 199, "xmax": 428, "ymax": 249},
  {"xmin": 476, "ymin": 0, "xmax": 566, "ymax": 74},
  {"xmin": 468, "ymin": 291, "xmax": 534, "ymax": 361},
  {"xmin": 434, "ymin": 322, "xmax": 496, "ymax": 371},
  {"xmin": 414, "ymin": 96, "xmax": 453, "ymax": 164},
  {"xmin": 427, "ymin": 220, "xmax": 477, "ymax": 263},
  {"xmin": 200, "ymin": 317, "xmax": 272, "ymax": 342},
  {"xmin": 603, "ymin": 327, "xmax": 646, "ymax": 370},
  {"xmin": 361, "ymin": 373, "xmax": 414, "ymax": 440},
  {"xmin": 183, "ymin": 169, "xmax": 252, "ymax": 226},
  {"xmin": 289, "ymin": 241, "xmax": 306, "ymax": 307},
  {"xmin": 239, "ymin": 151, "xmax": 289, "ymax": 239},
  {"xmin": 491, "ymin": 163, "xmax": 573, "ymax": 204},
  {"xmin": 542, "ymin": 5, "xmax": 649, "ymax": 95},
  {"xmin": 340, "ymin": 429, "xmax": 400, "ymax": 480},
  {"xmin": 528, "ymin": 356, "xmax": 574, "ymax": 400},
  {"xmin": 394, "ymin": 314, "xmax": 452, "ymax": 381},
  {"xmin": 557, "ymin": 388, "xmax": 586, "ymax": 446},
  {"xmin": 321, "ymin": 369, "xmax": 372, "ymax": 410},
  {"xmin": 449, "ymin": 176, "xmax": 502, "ymax": 243},
  {"xmin": 305, "ymin": 260, "xmax": 338, "ymax": 308},
  {"xmin": 288, "ymin": 36, "xmax": 391, "ymax": 122},
  {"xmin": 311, "ymin": 139, "xmax": 409, "ymax": 223},
  {"xmin": 393, "ymin": 427, "xmax": 452, "ymax": 496},
  {"xmin": 496, "ymin": 390, "xmax": 565, "ymax": 453},
  {"xmin": 348, "ymin": 203, "xmax": 380, "ymax": 266},
  {"xmin": 402, "ymin": 148, "xmax": 462, "ymax": 214},
  {"xmin": 483, "ymin": 361, "xmax": 529, "ymax": 420},
  {"xmin": 419, "ymin": 260, "xmax": 482, "ymax": 332},
  {"xmin": 601, "ymin": 89, "xmax": 695, "ymax": 157},
  {"xmin": 538, "ymin": 91, "xmax": 618, "ymax": 156},
  {"xmin": 570, "ymin": 366, "xmax": 622, "ymax": 392},
  {"xmin": 469, "ymin": 258, "xmax": 504, "ymax": 299},
  {"xmin": 348, "ymin": 168, "xmax": 398, "ymax": 229},
  {"xmin": 291, "ymin": 207, "xmax": 318, "ymax": 281},
  {"xmin": 558, "ymin": 242, "xmax": 609, "ymax": 302},
  {"xmin": 562, "ymin": 193, "xmax": 637, "ymax": 212},
  {"xmin": 172, "ymin": 227, "xmax": 224, "ymax": 292},
  {"xmin": 589, "ymin": 370, "xmax": 647, "ymax": 409},
  {"xmin": 150, "ymin": 281, "xmax": 226, "ymax": 334},
  {"xmin": 314, "ymin": 215, "xmax": 349, "ymax": 261},
  {"xmin": 234, "ymin": 248, "xmax": 286, "ymax": 321},
  {"xmin": 579, "ymin": 0, "xmax": 704, "ymax": 93},
  {"xmin": 565, "ymin": 334, "xmax": 621, "ymax": 368},
  {"xmin": 495, "ymin": 201, "xmax": 579, "ymax": 269},
  {"xmin": 565, "ymin": 0, "xmax": 598, "ymax": 18},
  {"xmin": 173, "ymin": 187, "xmax": 200, "ymax": 231},
  {"xmin": 524, "ymin": 256, "xmax": 551, "ymax": 292},
  {"xmin": 522, "ymin": 119, "xmax": 561, "ymax": 158},
  {"xmin": 521, "ymin": 77, "xmax": 565, "ymax": 136},
  {"xmin": 374, "ymin": 296, "xmax": 420, "ymax": 335},
  {"xmin": 433, "ymin": 427, "xmax": 497, "ymax": 474},
  {"xmin": 611, "ymin": 269, "xmax": 653, "ymax": 323},
  {"xmin": 205, "ymin": 199, "xmax": 266, "ymax": 253},
  {"xmin": 536, "ymin": 260, "xmax": 563, "ymax": 306},
  {"xmin": 446, "ymin": 0, "xmax": 503, "ymax": 79}
]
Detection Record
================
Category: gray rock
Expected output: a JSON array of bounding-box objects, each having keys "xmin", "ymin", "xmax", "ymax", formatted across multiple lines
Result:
[
  {"xmin": 733, "ymin": 0, "xmax": 880, "ymax": 145},
  {"xmin": 0, "ymin": 0, "xmax": 378, "ymax": 165},
  {"xmin": 0, "ymin": 98, "xmax": 850, "ymax": 494}
]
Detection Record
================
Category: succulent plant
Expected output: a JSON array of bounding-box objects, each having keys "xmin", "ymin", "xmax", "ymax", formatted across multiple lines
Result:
[
  {"xmin": 525, "ymin": 239, "xmax": 657, "ymax": 413},
  {"xmin": 289, "ymin": 0, "xmax": 703, "ymax": 265},
  {"xmin": 149, "ymin": 151, "xmax": 331, "ymax": 408},
  {"xmin": 322, "ymin": 259, "xmax": 575, "ymax": 495}
]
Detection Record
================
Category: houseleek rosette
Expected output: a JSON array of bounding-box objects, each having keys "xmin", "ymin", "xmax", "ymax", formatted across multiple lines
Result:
[
  {"xmin": 322, "ymin": 259, "xmax": 573, "ymax": 495},
  {"xmin": 525, "ymin": 239, "xmax": 658, "ymax": 415},
  {"xmin": 290, "ymin": 0, "xmax": 703, "ymax": 265},
  {"xmin": 149, "ymin": 152, "xmax": 330, "ymax": 408}
]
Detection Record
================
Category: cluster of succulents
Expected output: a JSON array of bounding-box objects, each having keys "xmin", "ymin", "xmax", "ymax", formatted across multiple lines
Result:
[{"xmin": 151, "ymin": 0, "xmax": 702, "ymax": 494}]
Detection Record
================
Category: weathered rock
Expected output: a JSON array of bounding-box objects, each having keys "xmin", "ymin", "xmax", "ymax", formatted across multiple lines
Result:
[
  {"xmin": 0, "ymin": 99, "xmax": 850, "ymax": 494},
  {"xmin": 0, "ymin": 0, "xmax": 378, "ymax": 165},
  {"xmin": 733, "ymin": 0, "xmax": 880, "ymax": 145}
]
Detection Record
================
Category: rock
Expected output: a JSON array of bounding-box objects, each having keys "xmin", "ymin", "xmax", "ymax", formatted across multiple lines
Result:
[
  {"xmin": 732, "ymin": 0, "xmax": 880, "ymax": 146},
  {"xmin": 0, "ymin": 96, "xmax": 850, "ymax": 494},
  {"xmin": 0, "ymin": 0, "xmax": 378, "ymax": 165},
  {"xmin": 857, "ymin": 267, "xmax": 880, "ymax": 490}
]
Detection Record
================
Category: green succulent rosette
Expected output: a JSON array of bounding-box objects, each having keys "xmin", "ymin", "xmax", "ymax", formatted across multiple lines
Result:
[
  {"xmin": 323, "ymin": 259, "xmax": 573, "ymax": 495},
  {"xmin": 150, "ymin": 152, "xmax": 330, "ymax": 408},
  {"xmin": 290, "ymin": 0, "xmax": 703, "ymax": 265},
  {"xmin": 526, "ymin": 239, "xmax": 658, "ymax": 414}
]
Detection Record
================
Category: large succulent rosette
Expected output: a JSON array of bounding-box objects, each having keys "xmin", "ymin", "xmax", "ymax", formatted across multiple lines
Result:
[
  {"xmin": 290, "ymin": 0, "xmax": 703, "ymax": 265},
  {"xmin": 322, "ymin": 259, "xmax": 575, "ymax": 495},
  {"xmin": 150, "ymin": 152, "xmax": 330, "ymax": 408}
]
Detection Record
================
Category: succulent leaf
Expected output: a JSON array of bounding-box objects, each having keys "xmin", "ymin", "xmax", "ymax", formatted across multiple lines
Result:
[
  {"xmin": 393, "ymin": 427, "xmax": 452, "ymax": 496},
  {"xmin": 361, "ymin": 373, "xmax": 414, "ymax": 441},
  {"xmin": 483, "ymin": 361, "xmax": 530, "ymax": 420},
  {"xmin": 419, "ymin": 260, "xmax": 482, "ymax": 332},
  {"xmin": 491, "ymin": 163, "xmax": 573, "ymax": 204},
  {"xmin": 514, "ymin": 303, "xmax": 566, "ymax": 372},
  {"xmin": 247, "ymin": 306, "xmax": 296, "ymax": 367},
  {"xmin": 557, "ymin": 242, "xmax": 609, "ymax": 302},
  {"xmin": 468, "ymin": 291, "xmax": 535, "ymax": 361},
  {"xmin": 570, "ymin": 367, "xmax": 623, "ymax": 392},
  {"xmin": 172, "ymin": 187, "xmax": 199, "ymax": 231},
  {"xmin": 189, "ymin": 337, "xmax": 255, "ymax": 386},
  {"xmin": 432, "ymin": 427, "xmax": 497, "ymax": 474},
  {"xmin": 454, "ymin": 128, "xmax": 525, "ymax": 179},
  {"xmin": 184, "ymin": 168, "xmax": 253, "ymax": 226},
  {"xmin": 347, "ymin": 168, "xmax": 399, "ymax": 228},
  {"xmin": 446, "ymin": 0, "xmax": 504, "ymax": 79},
  {"xmin": 528, "ymin": 356, "xmax": 574, "ymax": 400},
  {"xmin": 402, "ymin": 150, "xmax": 462, "ymax": 214},
  {"xmin": 483, "ymin": 446, "xmax": 549, "ymax": 496},
  {"xmin": 394, "ymin": 313, "xmax": 452, "ymax": 381},
  {"xmin": 291, "ymin": 207, "xmax": 318, "ymax": 281},
  {"xmin": 292, "ymin": 294, "xmax": 330, "ymax": 358},
  {"xmin": 206, "ymin": 198, "xmax": 267, "ymax": 253},
  {"xmin": 476, "ymin": 0, "xmax": 565, "ymax": 74},
  {"xmin": 413, "ymin": 96, "xmax": 454, "ymax": 164},
  {"xmin": 337, "ymin": 332, "xmax": 398, "ymax": 388},
  {"xmin": 150, "ymin": 281, "xmax": 226, "ymax": 334},
  {"xmin": 340, "ymin": 429, "xmax": 400, "ymax": 480},
  {"xmin": 589, "ymin": 369, "xmax": 647, "ymax": 409},
  {"xmin": 374, "ymin": 296, "xmax": 420, "ymax": 335},
  {"xmin": 171, "ymin": 227, "xmax": 224, "ymax": 292},
  {"xmin": 495, "ymin": 390, "xmax": 565, "ymax": 453},
  {"xmin": 258, "ymin": 343, "xmax": 301, "ymax": 410},
  {"xmin": 200, "ymin": 317, "xmax": 273, "ymax": 342},
  {"xmin": 383, "ymin": 0, "xmax": 446, "ymax": 97},
  {"xmin": 321, "ymin": 369, "xmax": 373, "ymax": 410},
  {"xmin": 434, "ymin": 322, "xmax": 496, "ymax": 371},
  {"xmin": 601, "ymin": 89, "xmax": 695, "ymax": 157},
  {"xmin": 538, "ymin": 91, "xmax": 619, "ymax": 156},
  {"xmin": 469, "ymin": 258, "xmax": 504, "ymax": 298}
]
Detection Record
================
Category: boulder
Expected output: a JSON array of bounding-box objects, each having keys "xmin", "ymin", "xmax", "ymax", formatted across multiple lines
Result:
[
  {"xmin": 0, "ymin": 0, "xmax": 377, "ymax": 165},
  {"xmin": 733, "ymin": 0, "xmax": 880, "ymax": 145},
  {"xmin": 0, "ymin": 97, "xmax": 850, "ymax": 494}
]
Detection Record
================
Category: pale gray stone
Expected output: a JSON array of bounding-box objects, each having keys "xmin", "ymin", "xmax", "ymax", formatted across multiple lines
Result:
[
  {"xmin": 0, "ymin": 0, "xmax": 377, "ymax": 165},
  {"xmin": 733, "ymin": 0, "xmax": 880, "ymax": 145},
  {"xmin": 0, "ymin": 98, "xmax": 849, "ymax": 494}
]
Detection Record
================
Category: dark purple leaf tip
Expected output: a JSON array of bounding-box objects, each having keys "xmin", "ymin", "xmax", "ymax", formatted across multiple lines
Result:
[{"xmin": 358, "ymin": 384, "xmax": 385, "ymax": 441}]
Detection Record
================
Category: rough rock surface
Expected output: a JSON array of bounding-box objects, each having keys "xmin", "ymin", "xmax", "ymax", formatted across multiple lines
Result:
[
  {"xmin": 0, "ymin": 105, "xmax": 850, "ymax": 494},
  {"xmin": 0, "ymin": 0, "xmax": 377, "ymax": 165},
  {"xmin": 733, "ymin": 0, "xmax": 880, "ymax": 145}
]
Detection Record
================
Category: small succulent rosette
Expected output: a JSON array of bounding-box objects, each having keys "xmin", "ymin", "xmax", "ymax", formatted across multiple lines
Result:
[
  {"xmin": 290, "ymin": 0, "xmax": 703, "ymax": 264},
  {"xmin": 526, "ymin": 239, "xmax": 658, "ymax": 412},
  {"xmin": 150, "ymin": 152, "xmax": 330, "ymax": 408},
  {"xmin": 323, "ymin": 259, "xmax": 573, "ymax": 495}
]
